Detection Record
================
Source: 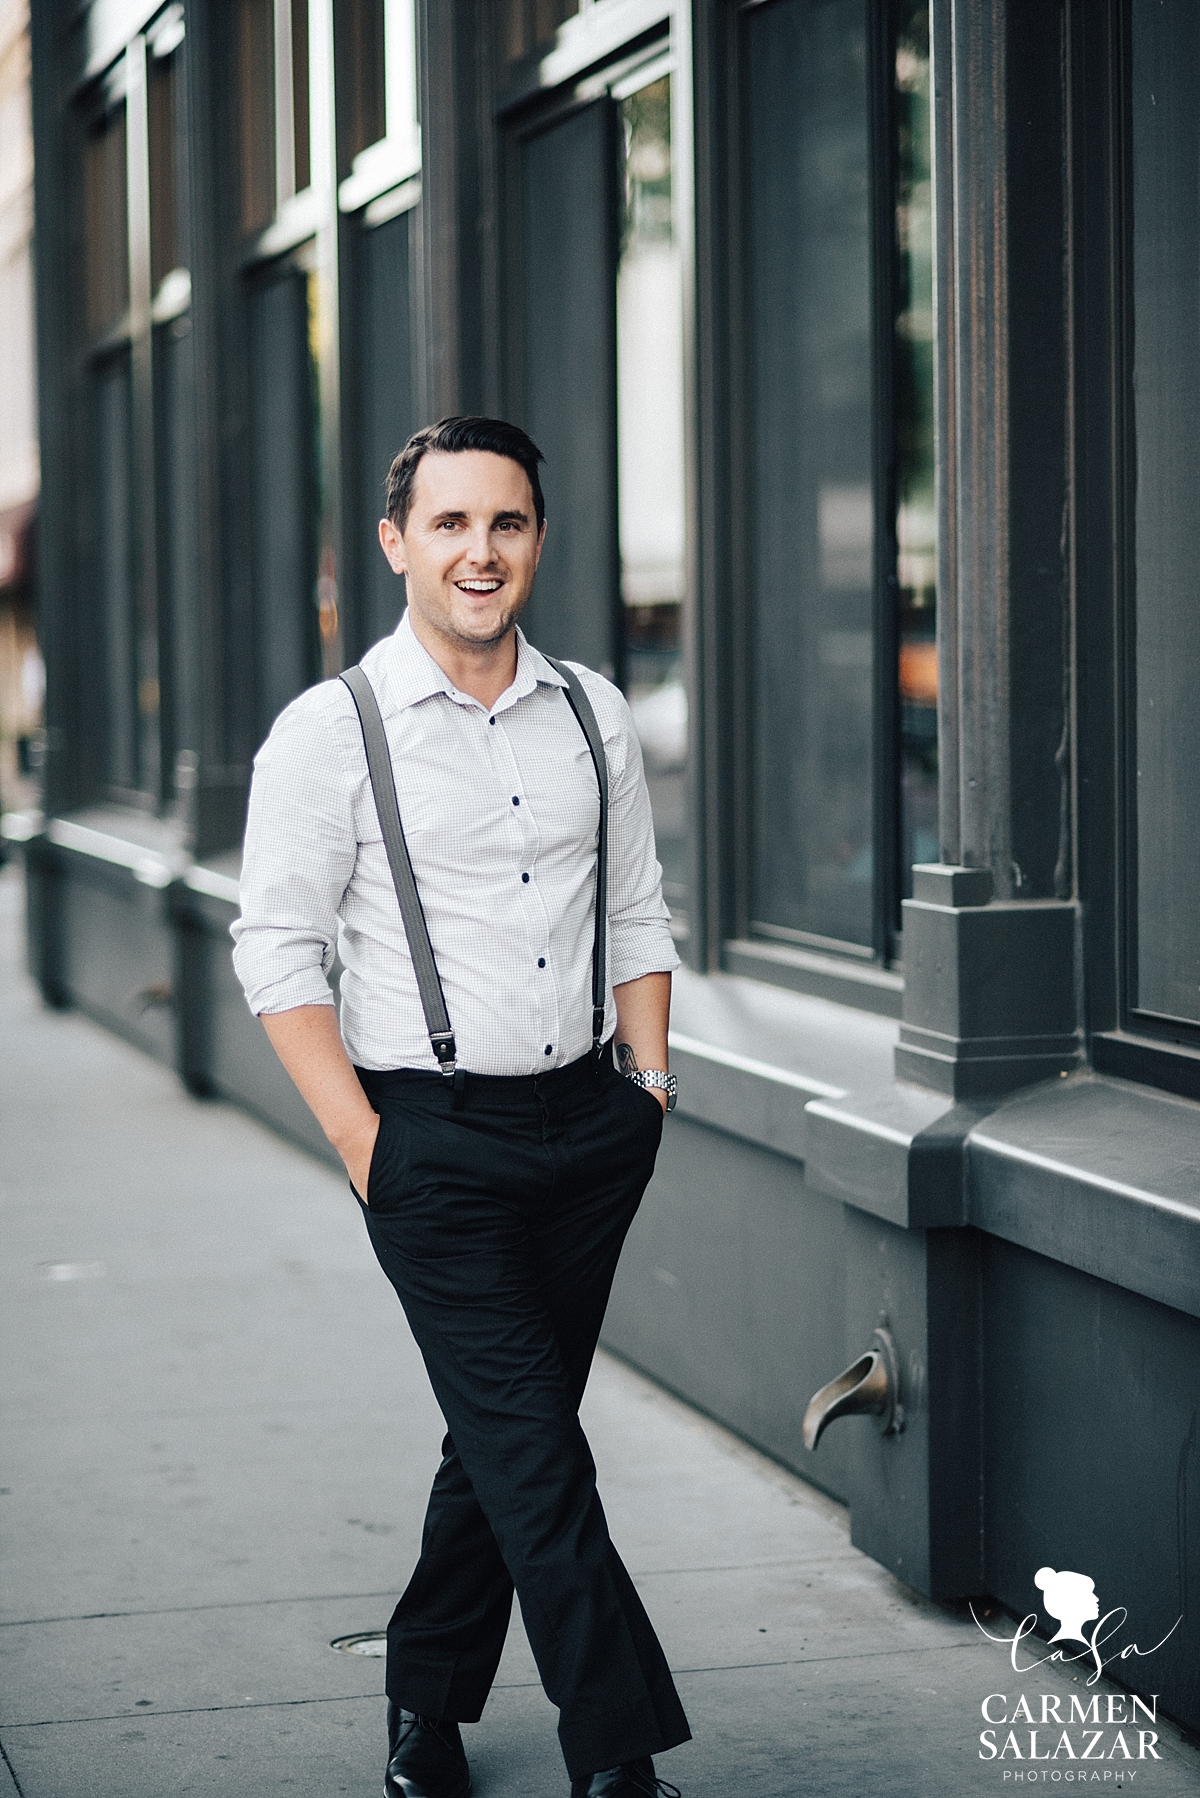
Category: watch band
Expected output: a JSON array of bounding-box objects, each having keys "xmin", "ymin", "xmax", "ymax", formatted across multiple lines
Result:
[{"xmin": 627, "ymin": 1069, "xmax": 678, "ymax": 1112}]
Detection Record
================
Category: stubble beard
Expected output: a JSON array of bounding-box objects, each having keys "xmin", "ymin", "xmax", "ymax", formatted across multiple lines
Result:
[{"xmin": 413, "ymin": 577, "xmax": 532, "ymax": 654}]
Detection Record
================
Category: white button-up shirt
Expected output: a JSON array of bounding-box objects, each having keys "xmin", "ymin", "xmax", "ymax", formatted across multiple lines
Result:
[{"xmin": 231, "ymin": 612, "xmax": 678, "ymax": 1075}]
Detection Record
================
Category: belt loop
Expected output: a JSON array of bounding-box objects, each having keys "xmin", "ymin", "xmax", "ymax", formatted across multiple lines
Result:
[{"xmin": 451, "ymin": 1067, "xmax": 467, "ymax": 1110}]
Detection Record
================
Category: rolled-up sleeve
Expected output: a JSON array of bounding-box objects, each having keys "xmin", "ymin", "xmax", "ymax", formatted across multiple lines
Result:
[
  {"xmin": 599, "ymin": 683, "xmax": 681, "ymax": 988},
  {"xmin": 230, "ymin": 689, "xmax": 358, "ymax": 1016}
]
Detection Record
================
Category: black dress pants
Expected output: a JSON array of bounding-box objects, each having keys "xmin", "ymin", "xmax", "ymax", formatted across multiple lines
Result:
[{"xmin": 356, "ymin": 1049, "xmax": 691, "ymax": 1781}]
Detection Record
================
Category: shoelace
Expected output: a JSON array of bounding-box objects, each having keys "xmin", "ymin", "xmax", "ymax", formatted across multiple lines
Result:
[
  {"xmin": 626, "ymin": 1772, "xmax": 681, "ymax": 1798},
  {"xmin": 393, "ymin": 1713, "xmax": 461, "ymax": 1756}
]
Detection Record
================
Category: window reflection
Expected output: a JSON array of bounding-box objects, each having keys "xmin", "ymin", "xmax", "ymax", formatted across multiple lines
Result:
[
  {"xmin": 500, "ymin": 0, "xmax": 580, "ymax": 70},
  {"xmin": 238, "ymin": 0, "xmax": 276, "ymax": 235},
  {"xmin": 743, "ymin": 0, "xmax": 874, "ymax": 951},
  {"xmin": 1130, "ymin": 0, "xmax": 1200, "ymax": 1025},
  {"xmin": 84, "ymin": 106, "xmax": 129, "ymax": 338},
  {"xmin": 335, "ymin": 0, "xmax": 386, "ymax": 179},
  {"xmin": 148, "ymin": 31, "xmax": 185, "ymax": 294},
  {"xmin": 237, "ymin": 0, "xmax": 311, "ymax": 235},
  {"xmin": 894, "ymin": 1, "xmax": 938, "ymax": 896},
  {"xmin": 616, "ymin": 72, "xmax": 689, "ymax": 932}
]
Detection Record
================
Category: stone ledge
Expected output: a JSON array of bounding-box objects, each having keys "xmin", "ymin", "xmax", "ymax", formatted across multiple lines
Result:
[{"xmin": 967, "ymin": 1073, "xmax": 1200, "ymax": 1320}]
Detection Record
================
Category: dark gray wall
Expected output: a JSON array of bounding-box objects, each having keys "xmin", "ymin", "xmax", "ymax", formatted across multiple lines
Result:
[{"xmin": 982, "ymin": 1237, "xmax": 1200, "ymax": 1731}]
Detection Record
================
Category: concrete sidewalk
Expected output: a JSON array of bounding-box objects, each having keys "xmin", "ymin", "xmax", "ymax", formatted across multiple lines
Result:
[{"xmin": 2, "ymin": 862, "xmax": 1197, "ymax": 1798}]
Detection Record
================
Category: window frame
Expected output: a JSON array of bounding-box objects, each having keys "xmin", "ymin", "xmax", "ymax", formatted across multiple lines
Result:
[
  {"xmin": 74, "ymin": 19, "xmax": 193, "ymax": 813},
  {"xmin": 1081, "ymin": 0, "xmax": 1200, "ymax": 1102}
]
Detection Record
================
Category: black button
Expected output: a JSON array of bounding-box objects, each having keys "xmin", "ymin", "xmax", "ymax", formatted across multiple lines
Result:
[
  {"xmin": 521, "ymin": 872, "xmax": 530, "ymax": 883},
  {"xmin": 544, "ymin": 1045, "xmax": 552, "ymax": 1055},
  {"xmin": 537, "ymin": 957, "xmax": 546, "ymax": 968},
  {"xmin": 512, "ymin": 795, "xmax": 520, "ymax": 805},
  {"xmin": 489, "ymin": 716, "xmax": 495, "ymax": 725}
]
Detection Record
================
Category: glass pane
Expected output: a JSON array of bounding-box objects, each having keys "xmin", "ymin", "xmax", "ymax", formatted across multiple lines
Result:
[
  {"xmin": 894, "ymin": 2, "xmax": 938, "ymax": 893},
  {"xmin": 95, "ymin": 356, "xmax": 137, "ymax": 790},
  {"xmin": 148, "ymin": 41, "xmax": 184, "ymax": 292},
  {"xmin": 617, "ymin": 73, "xmax": 689, "ymax": 932},
  {"xmin": 156, "ymin": 310, "xmax": 199, "ymax": 773},
  {"xmin": 250, "ymin": 265, "xmax": 320, "ymax": 737},
  {"xmin": 335, "ymin": 0, "xmax": 387, "ymax": 178},
  {"xmin": 498, "ymin": 0, "xmax": 580, "ymax": 71},
  {"xmin": 518, "ymin": 103, "xmax": 619, "ymax": 677},
  {"xmin": 743, "ymin": 0, "xmax": 873, "ymax": 950},
  {"xmin": 357, "ymin": 207, "xmax": 417, "ymax": 646},
  {"xmin": 1130, "ymin": 0, "xmax": 1200, "ymax": 1025},
  {"xmin": 238, "ymin": 0, "xmax": 276, "ymax": 233},
  {"xmin": 83, "ymin": 107, "xmax": 129, "ymax": 338},
  {"xmin": 292, "ymin": 0, "xmax": 311, "ymax": 193}
]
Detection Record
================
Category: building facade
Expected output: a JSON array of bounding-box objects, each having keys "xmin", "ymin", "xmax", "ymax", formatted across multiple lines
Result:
[
  {"xmin": 0, "ymin": 0, "xmax": 41, "ymax": 818},
  {"xmin": 13, "ymin": 0, "xmax": 1200, "ymax": 1736}
]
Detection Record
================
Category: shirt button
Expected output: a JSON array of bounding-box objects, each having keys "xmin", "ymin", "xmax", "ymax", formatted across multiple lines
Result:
[
  {"xmin": 544, "ymin": 1044, "xmax": 553, "ymax": 1055},
  {"xmin": 489, "ymin": 716, "xmax": 495, "ymax": 725},
  {"xmin": 521, "ymin": 872, "xmax": 530, "ymax": 883},
  {"xmin": 537, "ymin": 957, "xmax": 546, "ymax": 968},
  {"xmin": 512, "ymin": 795, "xmax": 520, "ymax": 805}
]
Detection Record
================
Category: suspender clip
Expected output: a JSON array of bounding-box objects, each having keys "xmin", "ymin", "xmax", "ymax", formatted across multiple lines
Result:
[{"xmin": 431, "ymin": 1033, "xmax": 458, "ymax": 1077}]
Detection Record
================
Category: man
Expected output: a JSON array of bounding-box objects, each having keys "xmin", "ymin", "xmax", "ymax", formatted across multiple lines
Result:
[{"xmin": 232, "ymin": 417, "xmax": 690, "ymax": 1798}]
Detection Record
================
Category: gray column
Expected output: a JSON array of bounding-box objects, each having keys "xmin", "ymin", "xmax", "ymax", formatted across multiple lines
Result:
[{"xmin": 898, "ymin": 0, "xmax": 1080, "ymax": 1097}]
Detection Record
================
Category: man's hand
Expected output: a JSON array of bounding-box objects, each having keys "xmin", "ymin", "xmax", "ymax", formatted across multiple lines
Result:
[{"xmin": 260, "ymin": 1005, "xmax": 383, "ymax": 1202}]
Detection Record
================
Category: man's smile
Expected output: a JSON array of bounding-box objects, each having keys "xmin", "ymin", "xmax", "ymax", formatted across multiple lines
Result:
[{"xmin": 456, "ymin": 578, "xmax": 504, "ymax": 593}]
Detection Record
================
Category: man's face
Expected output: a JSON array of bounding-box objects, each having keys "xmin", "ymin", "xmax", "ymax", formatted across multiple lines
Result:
[{"xmin": 378, "ymin": 450, "xmax": 545, "ymax": 652}]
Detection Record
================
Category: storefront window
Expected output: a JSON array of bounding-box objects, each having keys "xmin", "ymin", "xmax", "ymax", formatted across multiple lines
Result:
[
  {"xmin": 500, "ymin": 0, "xmax": 580, "ymax": 71},
  {"xmin": 894, "ymin": 1, "xmax": 937, "ymax": 893},
  {"xmin": 616, "ymin": 70, "xmax": 689, "ymax": 930},
  {"xmin": 148, "ymin": 21, "xmax": 186, "ymax": 293},
  {"xmin": 743, "ymin": 0, "xmax": 874, "ymax": 951},
  {"xmin": 740, "ymin": 0, "xmax": 935, "ymax": 957},
  {"xmin": 84, "ymin": 106, "xmax": 129, "ymax": 338},
  {"xmin": 335, "ymin": 0, "xmax": 386, "ymax": 178},
  {"xmin": 1129, "ymin": 0, "xmax": 1200, "ymax": 1026},
  {"xmin": 237, "ymin": 0, "xmax": 311, "ymax": 236}
]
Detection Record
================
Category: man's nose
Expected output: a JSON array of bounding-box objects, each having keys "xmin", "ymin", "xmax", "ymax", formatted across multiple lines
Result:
[{"xmin": 463, "ymin": 523, "xmax": 496, "ymax": 563}]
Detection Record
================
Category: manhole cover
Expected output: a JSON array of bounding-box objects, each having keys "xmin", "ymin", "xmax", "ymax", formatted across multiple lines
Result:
[{"xmin": 330, "ymin": 1632, "xmax": 387, "ymax": 1656}]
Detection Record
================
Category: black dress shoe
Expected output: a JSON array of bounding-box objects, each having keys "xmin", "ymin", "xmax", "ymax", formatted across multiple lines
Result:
[
  {"xmin": 569, "ymin": 1760, "xmax": 680, "ymax": 1797},
  {"xmin": 385, "ymin": 1702, "xmax": 471, "ymax": 1798}
]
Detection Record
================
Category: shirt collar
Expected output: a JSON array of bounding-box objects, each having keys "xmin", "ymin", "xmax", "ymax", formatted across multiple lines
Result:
[{"xmin": 375, "ymin": 610, "xmax": 568, "ymax": 715}]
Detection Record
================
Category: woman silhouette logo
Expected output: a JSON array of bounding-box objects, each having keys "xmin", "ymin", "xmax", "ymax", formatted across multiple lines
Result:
[{"xmin": 1034, "ymin": 1567, "xmax": 1101, "ymax": 1644}]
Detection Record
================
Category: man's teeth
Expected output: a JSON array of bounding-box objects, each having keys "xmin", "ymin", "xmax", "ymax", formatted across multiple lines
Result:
[{"xmin": 458, "ymin": 580, "xmax": 502, "ymax": 592}]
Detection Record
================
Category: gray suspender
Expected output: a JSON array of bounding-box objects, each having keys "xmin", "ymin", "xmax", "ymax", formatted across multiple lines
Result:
[
  {"xmin": 340, "ymin": 664, "xmax": 457, "ymax": 1075},
  {"xmin": 339, "ymin": 657, "xmax": 609, "ymax": 1078}
]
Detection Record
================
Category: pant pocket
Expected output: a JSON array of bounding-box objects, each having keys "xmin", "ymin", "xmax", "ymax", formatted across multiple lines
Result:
[{"xmin": 366, "ymin": 1107, "xmax": 410, "ymax": 1213}]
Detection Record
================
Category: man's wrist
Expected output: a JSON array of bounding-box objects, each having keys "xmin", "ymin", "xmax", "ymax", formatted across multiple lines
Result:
[
  {"xmin": 618, "ymin": 1050, "xmax": 676, "ymax": 1107},
  {"xmin": 330, "ymin": 1108, "xmax": 380, "ymax": 1161}
]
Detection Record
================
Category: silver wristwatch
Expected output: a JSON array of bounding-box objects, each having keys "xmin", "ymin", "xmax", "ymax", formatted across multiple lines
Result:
[{"xmin": 626, "ymin": 1069, "xmax": 677, "ymax": 1112}]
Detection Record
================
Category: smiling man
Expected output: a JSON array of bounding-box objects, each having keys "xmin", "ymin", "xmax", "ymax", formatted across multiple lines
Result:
[{"xmin": 231, "ymin": 417, "xmax": 689, "ymax": 1798}]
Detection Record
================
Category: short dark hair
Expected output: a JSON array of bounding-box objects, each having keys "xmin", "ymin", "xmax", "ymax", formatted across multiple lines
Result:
[{"xmin": 384, "ymin": 416, "xmax": 546, "ymax": 535}]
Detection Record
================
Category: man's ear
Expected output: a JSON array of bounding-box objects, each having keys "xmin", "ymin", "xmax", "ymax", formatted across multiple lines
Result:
[
  {"xmin": 379, "ymin": 516, "xmax": 408, "ymax": 575},
  {"xmin": 534, "ymin": 518, "xmax": 547, "ymax": 569}
]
